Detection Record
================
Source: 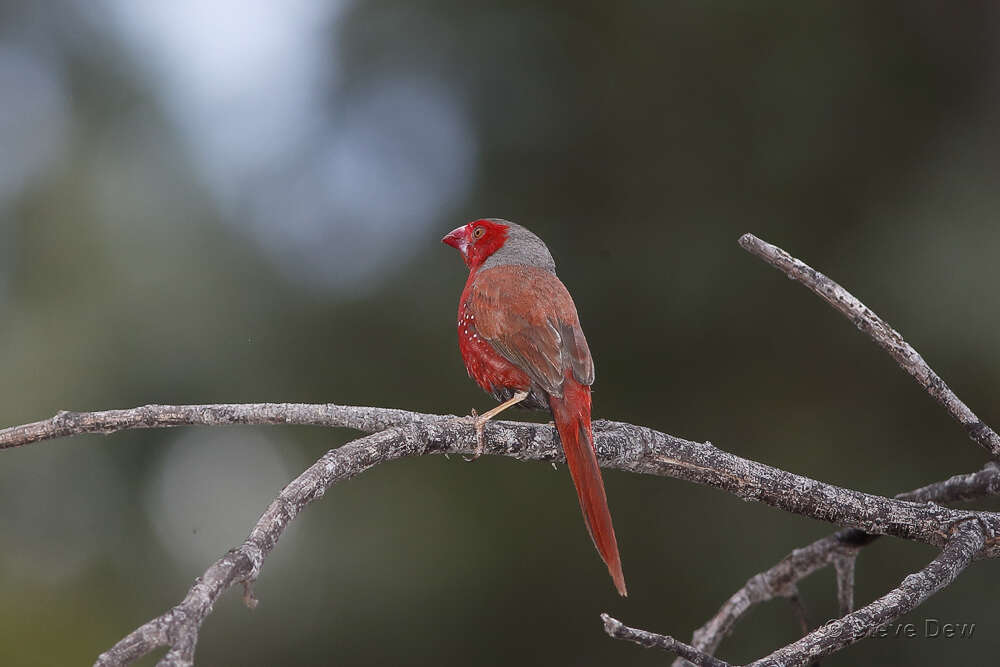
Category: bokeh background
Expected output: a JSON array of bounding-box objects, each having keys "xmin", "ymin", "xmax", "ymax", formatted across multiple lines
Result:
[{"xmin": 2, "ymin": 1, "xmax": 999, "ymax": 665}]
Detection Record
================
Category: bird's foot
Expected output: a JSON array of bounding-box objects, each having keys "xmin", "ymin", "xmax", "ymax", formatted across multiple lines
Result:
[
  {"xmin": 463, "ymin": 408, "xmax": 486, "ymax": 462},
  {"xmin": 460, "ymin": 391, "xmax": 529, "ymax": 462}
]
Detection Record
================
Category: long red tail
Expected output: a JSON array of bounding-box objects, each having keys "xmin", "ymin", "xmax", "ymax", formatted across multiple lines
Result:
[{"xmin": 550, "ymin": 378, "xmax": 627, "ymax": 596}]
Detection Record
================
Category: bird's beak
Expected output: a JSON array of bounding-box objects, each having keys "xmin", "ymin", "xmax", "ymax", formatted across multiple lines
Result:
[{"xmin": 442, "ymin": 226, "xmax": 468, "ymax": 255}]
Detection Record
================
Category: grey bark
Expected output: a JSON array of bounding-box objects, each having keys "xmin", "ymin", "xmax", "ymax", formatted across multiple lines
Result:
[
  {"xmin": 750, "ymin": 522, "xmax": 985, "ymax": 666},
  {"xmin": 4, "ymin": 406, "xmax": 998, "ymax": 553},
  {"xmin": 739, "ymin": 233, "xmax": 1000, "ymax": 459},
  {"xmin": 612, "ymin": 522, "xmax": 984, "ymax": 667},
  {"xmin": 0, "ymin": 405, "xmax": 979, "ymax": 665},
  {"xmin": 662, "ymin": 234, "xmax": 1000, "ymax": 666},
  {"xmin": 673, "ymin": 460, "xmax": 1000, "ymax": 665},
  {"xmin": 0, "ymin": 233, "xmax": 993, "ymax": 666},
  {"xmin": 602, "ymin": 614, "xmax": 730, "ymax": 667}
]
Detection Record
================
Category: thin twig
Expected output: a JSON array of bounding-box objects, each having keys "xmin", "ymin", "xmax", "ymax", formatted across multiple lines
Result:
[
  {"xmin": 787, "ymin": 592, "xmax": 811, "ymax": 636},
  {"xmin": 675, "ymin": 532, "xmax": 858, "ymax": 667},
  {"xmin": 833, "ymin": 555, "xmax": 856, "ymax": 616},
  {"xmin": 601, "ymin": 614, "xmax": 730, "ymax": 667},
  {"xmin": 897, "ymin": 462, "xmax": 1000, "ymax": 503},
  {"xmin": 739, "ymin": 233, "xmax": 1000, "ymax": 459}
]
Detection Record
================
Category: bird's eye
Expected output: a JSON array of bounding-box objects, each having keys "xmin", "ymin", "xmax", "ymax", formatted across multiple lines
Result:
[{"xmin": 472, "ymin": 226, "xmax": 486, "ymax": 240}]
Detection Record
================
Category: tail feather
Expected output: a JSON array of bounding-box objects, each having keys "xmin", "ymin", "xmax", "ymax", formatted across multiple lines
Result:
[{"xmin": 550, "ymin": 379, "xmax": 627, "ymax": 596}]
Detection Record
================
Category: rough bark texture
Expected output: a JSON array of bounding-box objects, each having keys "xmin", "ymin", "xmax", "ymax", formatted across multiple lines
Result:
[
  {"xmin": 749, "ymin": 522, "xmax": 985, "ymax": 666},
  {"xmin": 739, "ymin": 233, "xmax": 1000, "ymax": 460},
  {"xmin": 4, "ymin": 405, "xmax": 998, "ymax": 553},
  {"xmin": 0, "ymin": 234, "xmax": 995, "ymax": 666},
  {"xmin": 661, "ymin": 234, "xmax": 1000, "ymax": 666},
  {"xmin": 0, "ymin": 403, "xmax": 426, "ymax": 450},
  {"xmin": 0, "ymin": 402, "xmax": 987, "ymax": 666},
  {"xmin": 672, "ymin": 461, "xmax": 1000, "ymax": 666},
  {"xmin": 628, "ymin": 523, "xmax": 984, "ymax": 667}
]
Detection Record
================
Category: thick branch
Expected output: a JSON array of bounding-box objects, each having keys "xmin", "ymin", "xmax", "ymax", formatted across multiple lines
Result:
[
  {"xmin": 0, "ymin": 400, "xmax": 973, "ymax": 664},
  {"xmin": 739, "ymin": 233, "xmax": 1000, "ymax": 459},
  {"xmin": 596, "ymin": 422, "xmax": 1000, "ymax": 552},
  {"xmin": 4, "ymin": 403, "xmax": 999, "ymax": 555},
  {"xmin": 3, "ymin": 234, "xmax": 993, "ymax": 665},
  {"xmin": 0, "ymin": 403, "xmax": 426, "ymax": 450},
  {"xmin": 21, "ymin": 403, "xmax": 984, "ymax": 665}
]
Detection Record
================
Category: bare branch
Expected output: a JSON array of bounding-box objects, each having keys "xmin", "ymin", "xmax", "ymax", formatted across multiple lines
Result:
[
  {"xmin": 897, "ymin": 461, "xmax": 1000, "ymax": 503},
  {"xmin": 659, "ymin": 522, "xmax": 984, "ymax": 667},
  {"xmin": 0, "ymin": 399, "xmax": 966, "ymax": 664},
  {"xmin": 96, "ymin": 425, "xmax": 431, "ymax": 667},
  {"xmin": 749, "ymin": 521, "xmax": 985, "ymax": 666},
  {"xmin": 0, "ymin": 403, "xmax": 427, "ymax": 451},
  {"xmin": 739, "ymin": 233, "xmax": 1000, "ymax": 459},
  {"xmin": 36, "ymin": 404, "xmax": 984, "ymax": 665},
  {"xmin": 1, "ymin": 234, "xmax": 992, "ymax": 665},
  {"xmin": 598, "ymin": 424, "xmax": 1000, "ymax": 552},
  {"xmin": 601, "ymin": 614, "xmax": 731, "ymax": 667},
  {"xmin": 674, "ymin": 459, "xmax": 1000, "ymax": 666},
  {"xmin": 675, "ymin": 532, "xmax": 856, "ymax": 666},
  {"xmin": 4, "ymin": 403, "xmax": 999, "ymax": 553},
  {"xmin": 0, "ymin": 392, "xmax": 992, "ymax": 665},
  {"xmin": 664, "ymin": 234, "xmax": 1000, "ymax": 665}
]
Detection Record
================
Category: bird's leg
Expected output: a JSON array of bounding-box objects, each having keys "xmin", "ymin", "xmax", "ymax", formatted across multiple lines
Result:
[{"xmin": 465, "ymin": 390, "xmax": 530, "ymax": 462}]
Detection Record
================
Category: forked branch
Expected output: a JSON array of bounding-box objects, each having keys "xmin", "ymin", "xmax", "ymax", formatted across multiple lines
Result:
[
  {"xmin": 671, "ymin": 461, "xmax": 1000, "ymax": 666},
  {"xmin": 7, "ymin": 402, "xmax": 983, "ymax": 666},
  {"xmin": 0, "ymin": 234, "xmax": 995, "ymax": 666},
  {"xmin": 653, "ymin": 235, "xmax": 1000, "ymax": 665},
  {"xmin": 611, "ymin": 521, "xmax": 984, "ymax": 667},
  {"xmin": 750, "ymin": 520, "xmax": 985, "ymax": 666}
]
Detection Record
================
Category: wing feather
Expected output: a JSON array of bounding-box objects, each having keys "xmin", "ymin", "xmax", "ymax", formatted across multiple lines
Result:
[{"xmin": 467, "ymin": 265, "xmax": 593, "ymax": 397}]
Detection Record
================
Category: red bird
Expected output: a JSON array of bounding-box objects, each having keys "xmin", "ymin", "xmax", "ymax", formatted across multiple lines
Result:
[{"xmin": 442, "ymin": 219, "xmax": 627, "ymax": 596}]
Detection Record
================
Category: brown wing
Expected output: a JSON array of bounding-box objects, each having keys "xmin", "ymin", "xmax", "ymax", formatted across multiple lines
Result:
[{"xmin": 467, "ymin": 265, "xmax": 594, "ymax": 397}]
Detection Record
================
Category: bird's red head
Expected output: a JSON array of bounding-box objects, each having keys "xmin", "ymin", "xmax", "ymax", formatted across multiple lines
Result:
[{"xmin": 442, "ymin": 219, "xmax": 510, "ymax": 269}]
